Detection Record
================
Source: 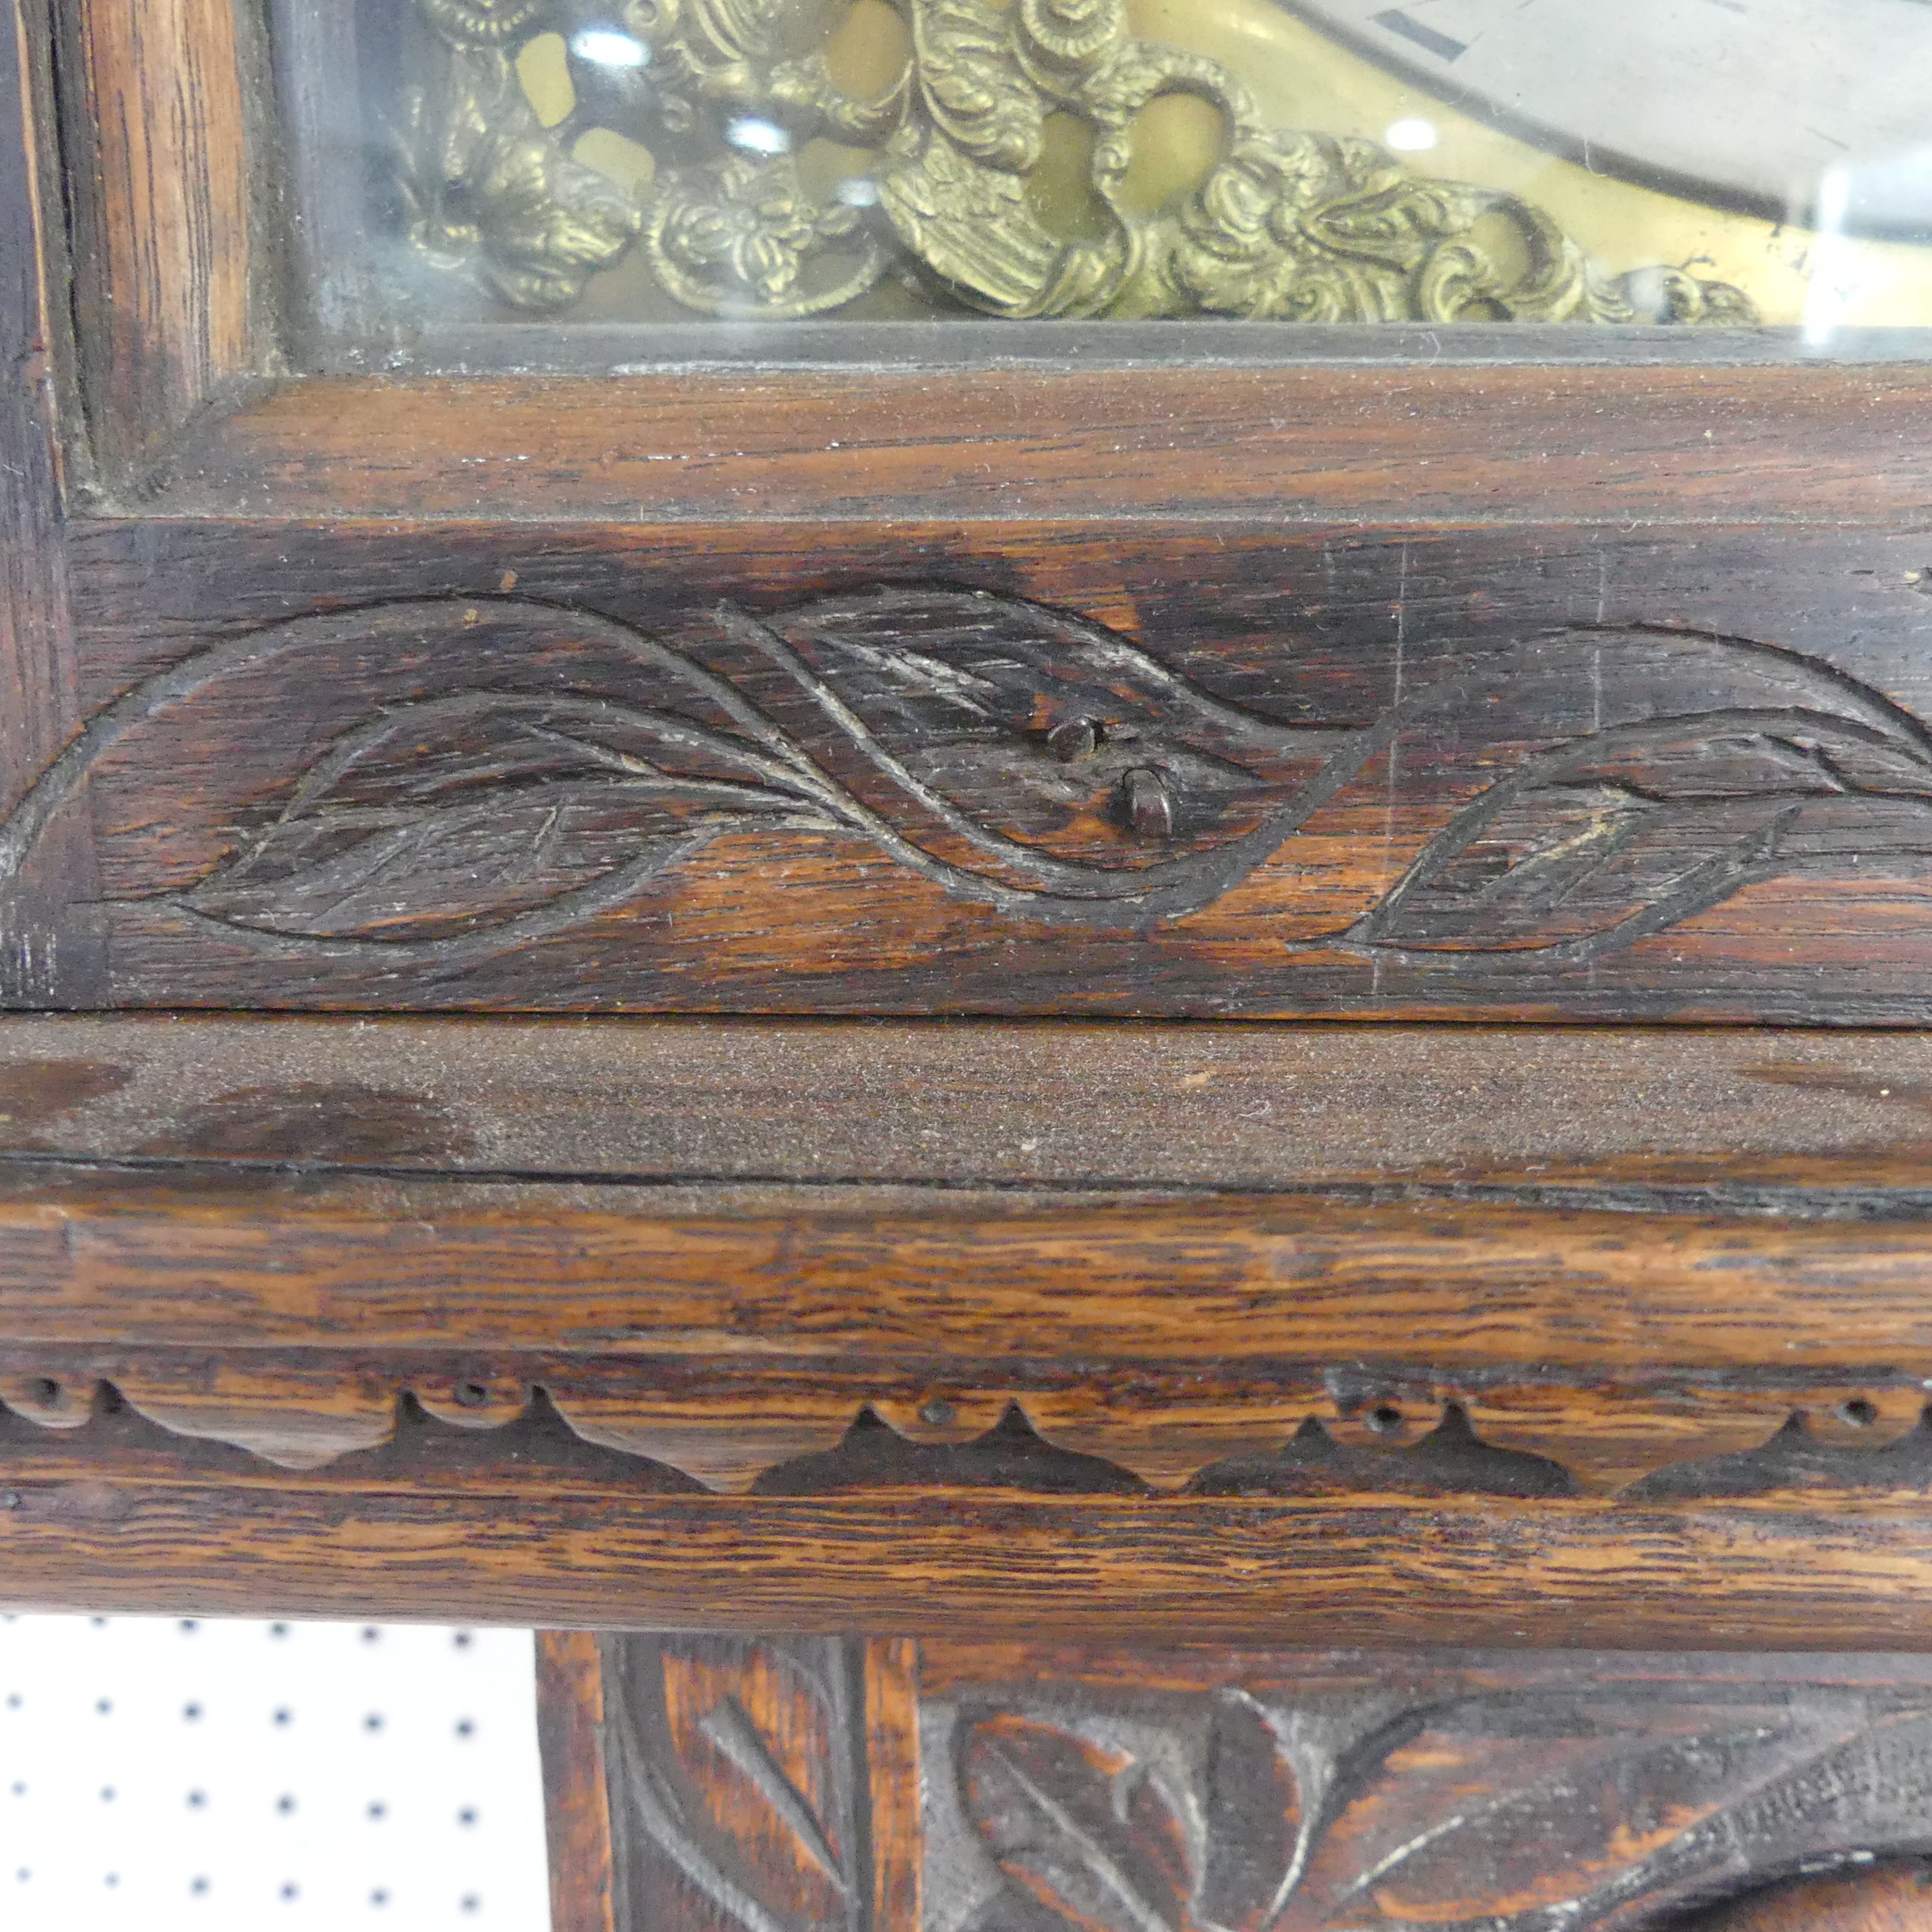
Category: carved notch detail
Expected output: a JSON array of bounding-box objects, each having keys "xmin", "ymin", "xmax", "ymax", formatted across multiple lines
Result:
[{"xmin": 3, "ymin": 1359, "xmax": 1932, "ymax": 1500}]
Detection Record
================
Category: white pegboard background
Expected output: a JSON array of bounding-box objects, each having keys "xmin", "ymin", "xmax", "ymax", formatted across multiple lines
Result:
[{"xmin": 0, "ymin": 1616, "xmax": 552, "ymax": 1931}]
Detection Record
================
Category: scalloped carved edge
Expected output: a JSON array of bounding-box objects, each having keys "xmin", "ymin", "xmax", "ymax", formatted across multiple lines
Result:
[{"xmin": 4, "ymin": 1359, "xmax": 1931, "ymax": 1498}]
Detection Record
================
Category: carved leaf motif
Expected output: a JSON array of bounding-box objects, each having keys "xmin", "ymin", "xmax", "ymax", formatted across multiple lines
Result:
[
  {"xmin": 1354, "ymin": 783, "xmax": 1797, "ymax": 958},
  {"xmin": 1195, "ymin": 1694, "xmax": 1305, "ymax": 1932},
  {"xmin": 13, "ymin": 592, "xmax": 1932, "ymax": 968},
  {"xmin": 960, "ymin": 1713, "xmax": 1195, "ymax": 1932},
  {"xmin": 953, "ymin": 1690, "xmax": 1932, "ymax": 1932},
  {"xmin": 657, "ymin": 1644, "xmax": 856, "ymax": 1930},
  {"xmin": 178, "ymin": 692, "xmax": 816, "ymax": 945},
  {"xmin": 1355, "ymin": 715, "xmax": 1932, "ymax": 961},
  {"xmin": 1286, "ymin": 1693, "xmax": 1897, "ymax": 1930}
]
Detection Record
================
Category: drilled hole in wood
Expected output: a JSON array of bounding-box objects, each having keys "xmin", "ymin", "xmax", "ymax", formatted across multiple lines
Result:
[
  {"xmin": 918, "ymin": 1397, "xmax": 957, "ymax": 1428},
  {"xmin": 1366, "ymin": 1403, "xmax": 1406, "ymax": 1436},
  {"xmin": 453, "ymin": 1382, "xmax": 490, "ymax": 1410},
  {"xmin": 1838, "ymin": 1397, "xmax": 1880, "ymax": 1429},
  {"xmin": 27, "ymin": 1379, "xmax": 59, "ymax": 1408}
]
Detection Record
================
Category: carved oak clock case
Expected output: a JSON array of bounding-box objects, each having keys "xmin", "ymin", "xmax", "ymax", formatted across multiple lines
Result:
[{"xmin": 10, "ymin": 1, "xmax": 1932, "ymax": 1927}]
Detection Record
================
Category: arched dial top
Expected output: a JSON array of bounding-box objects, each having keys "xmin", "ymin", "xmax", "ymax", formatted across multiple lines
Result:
[{"xmin": 1290, "ymin": 0, "xmax": 1932, "ymax": 230}]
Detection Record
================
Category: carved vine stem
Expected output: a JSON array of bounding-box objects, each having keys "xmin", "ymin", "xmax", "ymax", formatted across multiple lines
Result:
[
  {"xmin": 393, "ymin": 0, "xmax": 1755, "ymax": 322},
  {"xmin": 5, "ymin": 589, "xmax": 1932, "ymax": 965}
]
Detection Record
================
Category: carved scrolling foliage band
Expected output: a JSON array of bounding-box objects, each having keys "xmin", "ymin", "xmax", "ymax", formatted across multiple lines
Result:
[
  {"xmin": 949, "ymin": 1686, "xmax": 1932, "ymax": 1932},
  {"xmin": 6, "ymin": 588, "xmax": 1932, "ymax": 968},
  {"xmin": 607, "ymin": 1636, "xmax": 1932, "ymax": 1932}
]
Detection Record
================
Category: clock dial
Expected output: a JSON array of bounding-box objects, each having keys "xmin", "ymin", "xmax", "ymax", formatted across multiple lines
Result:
[{"xmin": 1289, "ymin": 0, "xmax": 1932, "ymax": 231}]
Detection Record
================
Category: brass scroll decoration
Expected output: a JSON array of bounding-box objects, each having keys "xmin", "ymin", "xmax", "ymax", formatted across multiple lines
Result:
[{"xmin": 396, "ymin": 0, "xmax": 1756, "ymax": 323}]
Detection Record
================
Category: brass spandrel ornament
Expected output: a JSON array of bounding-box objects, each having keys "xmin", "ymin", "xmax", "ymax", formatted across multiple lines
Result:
[
  {"xmin": 395, "ymin": 0, "xmax": 1756, "ymax": 323},
  {"xmin": 395, "ymin": 1, "xmax": 643, "ymax": 308}
]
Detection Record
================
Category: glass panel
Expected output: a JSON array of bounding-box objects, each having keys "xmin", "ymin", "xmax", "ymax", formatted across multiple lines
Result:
[{"xmin": 285, "ymin": 0, "xmax": 1932, "ymax": 343}]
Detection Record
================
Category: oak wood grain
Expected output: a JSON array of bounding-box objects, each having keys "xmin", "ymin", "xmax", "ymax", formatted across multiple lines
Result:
[
  {"xmin": 39, "ymin": 0, "xmax": 1932, "ymax": 1695},
  {"xmin": 145, "ymin": 365, "xmax": 1932, "ymax": 526},
  {"xmin": 0, "ymin": 0, "xmax": 84, "ymax": 1003},
  {"xmin": 1687, "ymin": 1866, "xmax": 1932, "ymax": 1930},
  {"xmin": 914, "ymin": 1644, "xmax": 1932, "ymax": 1932},
  {"xmin": 32, "ymin": 0, "xmax": 1932, "ymax": 1046},
  {"xmin": 13, "ymin": 1481, "xmax": 1932, "ymax": 1646},
  {"xmin": 567, "ymin": 1635, "xmax": 1932, "ymax": 1932},
  {"xmin": 13, "ymin": 1013, "xmax": 1932, "ymax": 1196},
  {"xmin": 538, "ymin": 1631, "xmax": 619, "ymax": 1932},
  {"xmin": 865, "ymin": 1638, "xmax": 923, "ymax": 1932},
  {"xmin": 12, "ymin": 1174, "xmax": 1932, "ymax": 1369},
  {"xmin": 32, "ymin": 521, "xmax": 1932, "ymax": 1019},
  {"xmin": 16, "ymin": 1019, "xmax": 1932, "ymax": 1522},
  {"xmin": 54, "ymin": 0, "xmax": 260, "ymax": 485}
]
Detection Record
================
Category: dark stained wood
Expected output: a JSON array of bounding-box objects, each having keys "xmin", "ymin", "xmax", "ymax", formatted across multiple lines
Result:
[
  {"xmin": 865, "ymin": 1639, "xmax": 922, "ymax": 1932},
  {"xmin": 14, "ymin": 519, "xmax": 1932, "ymax": 1017},
  {"xmin": 16, "ymin": 1002, "xmax": 1932, "ymax": 1496},
  {"xmin": 595, "ymin": 1634, "xmax": 868, "ymax": 1932},
  {"xmin": 538, "ymin": 1631, "xmax": 619, "ymax": 1932},
  {"xmin": 925, "ymin": 1646, "xmax": 1932, "ymax": 1932},
  {"xmin": 1684, "ymin": 1865, "xmax": 1932, "ymax": 1930},
  {"xmin": 20, "ymin": 1, "xmax": 1932, "ymax": 1029},
  {"xmin": 21, "ymin": 1170, "xmax": 1932, "ymax": 1488},
  {"xmin": 8, "ymin": 1016, "xmax": 1932, "ymax": 1489},
  {"xmin": 19, "ymin": 1013, "xmax": 1932, "ymax": 1196},
  {"xmin": 14, "ymin": 1167, "xmax": 1932, "ymax": 1371},
  {"xmin": 21, "ymin": 1455, "xmax": 1932, "ymax": 1645},
  {"xmin": 0, "ymin": 0, "xmax": 84, "ymax": 1005},
  {"xmin": 52, "ymin": 0, "xmax": 261, "ymax": 486},
  {"xmin": 33, "ymin": 13, "xmax": 1932, "ymax": 1893},
  {"xmin": 8, "ymin": 9, "xmax": 1932, "ymax": 1024},
  {"xmin": 10, "ymin": 1018, "xmax": 1932, "ymax": 1636},
  {"xmin": 144, "ymin": 365, "xmax": 1932, "ymax": 526},
  {"xmin": 64, "ymin": 511, "xmax": 1932, "ymax": 691},
  {"xmin": 571, "ymin": 1638, "xmax": 1932, "ymax": 1932}
]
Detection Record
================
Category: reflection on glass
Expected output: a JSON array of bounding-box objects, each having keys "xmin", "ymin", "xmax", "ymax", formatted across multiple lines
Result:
[{"xmin": 330, "ymin": 0, "xmax": 1932, "ymax": 331}]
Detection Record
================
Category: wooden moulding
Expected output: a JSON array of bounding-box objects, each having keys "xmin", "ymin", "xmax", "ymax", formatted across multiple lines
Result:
[
  {"xmin": 9, "ymin": 1194, "xmax": 1932, "ymax": 1492},
  {"xmin": 539, "ymin": 1631, "xmax": 617, "ymax": 1932},
  {"xmin": 540, "ymin": 1634, "xmax": 1932, "ymax": 1932},
  {"xmin": 146, "ymin": 362, "xmax": 1932, "ymax": 525},
  {"xmin": 32, "ymin": 0, "xmax": 1932, "ymax": 531},
  {"xmin": 51, "ymin": 0, "xmax": 260, "ymax": 485},
  {"xmin": 5, "ymin": 1017, "xmax": 1932, "ymax": 1639},
  {"xmin": 0, "ymin": 0, "xmax": 79, "ymax": 1003}
]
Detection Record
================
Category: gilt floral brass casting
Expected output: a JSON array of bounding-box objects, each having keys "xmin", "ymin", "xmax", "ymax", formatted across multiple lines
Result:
[{"xmin": 396, "ymin": 0, "xmax": 1756, "ymax": 323}]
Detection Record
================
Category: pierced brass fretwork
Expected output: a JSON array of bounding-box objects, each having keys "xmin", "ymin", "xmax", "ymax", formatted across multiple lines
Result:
[{"xmin": 395, "ymin": 0, "xmax": 1755, "ymax": 323}]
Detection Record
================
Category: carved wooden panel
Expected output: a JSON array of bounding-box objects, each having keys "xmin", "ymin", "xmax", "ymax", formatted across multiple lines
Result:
[
  {"xmin": 544, "ymin": 1638, "xmax": 1932, "ymax": 1932},
  {"xmin": 25, "ymin": 534, "xmax": 1932, "ymax": 1018}
]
